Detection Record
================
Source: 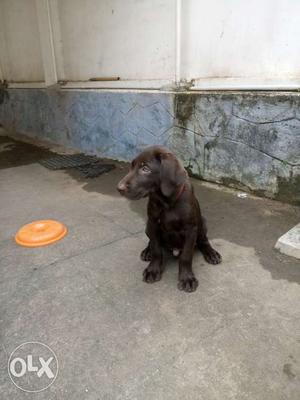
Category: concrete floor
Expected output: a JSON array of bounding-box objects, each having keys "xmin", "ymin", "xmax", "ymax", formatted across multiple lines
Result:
[{"xmin": 0, "ymin": 136, "xmax": 299, "ymax": 399}]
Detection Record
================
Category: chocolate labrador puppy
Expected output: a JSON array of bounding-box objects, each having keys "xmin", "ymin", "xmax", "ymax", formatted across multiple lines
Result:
[{"xmin": 117, "ymin": 146, "xmax": 221, "ymax": 292}]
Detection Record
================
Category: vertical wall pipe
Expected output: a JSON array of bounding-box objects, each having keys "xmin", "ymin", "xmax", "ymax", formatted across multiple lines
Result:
[{"xmin": 175, "ymin": 0, "xmax": 181, "ymax": 86}]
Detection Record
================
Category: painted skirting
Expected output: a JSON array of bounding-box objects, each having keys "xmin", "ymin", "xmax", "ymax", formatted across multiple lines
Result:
[{"xmin": 0, "ymin": 88, "xmax": 299, "ymax": 204}]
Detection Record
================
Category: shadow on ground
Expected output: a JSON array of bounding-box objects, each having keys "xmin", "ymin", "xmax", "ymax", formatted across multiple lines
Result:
[
  {"xmin": 0, "ymin": 134, "xmax": 299, "ymax": 284},
  {"xmin": 0, "ymin": 136, "xmax": 51, "ymax": 169}
]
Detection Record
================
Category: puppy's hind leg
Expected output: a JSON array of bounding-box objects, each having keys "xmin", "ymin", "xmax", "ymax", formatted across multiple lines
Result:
[
  {"xmin": 197, "ymin": 238, "xmax": 222, "ymax": 265},
  {"xmin": 197, "ymin": 217, "xmax": 222, "ymax": 265},
  {"xmin": 140, "ymin": 241, "xmax": 152, "ymax": 261}
]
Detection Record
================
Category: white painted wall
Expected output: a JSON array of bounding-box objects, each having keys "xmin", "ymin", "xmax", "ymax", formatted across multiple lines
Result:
[
  {"xmin": 181, "ymin": 0, "xmax": 300, "ymax": 88},
  {"xmin": 54, "ymin": 0, "xmax": 176, "ymax": 81},
  {"xmin": 0, "ymin": 0, "xmax": 44, "ymax": 82},
  {"xmin": 0, "ymin": 0, "xmax": 300, "ymax": 88}
]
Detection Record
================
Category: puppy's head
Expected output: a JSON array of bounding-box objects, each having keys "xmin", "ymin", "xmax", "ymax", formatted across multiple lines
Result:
[{"xmin": 117, "ymin": 146, "xmax": 187, "ymax": 200}]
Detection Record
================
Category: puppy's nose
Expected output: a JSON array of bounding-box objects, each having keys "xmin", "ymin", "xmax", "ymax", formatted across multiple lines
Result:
[{"xmin": 117, "ymin": 181, "xmax": 128, "ymax": 194}]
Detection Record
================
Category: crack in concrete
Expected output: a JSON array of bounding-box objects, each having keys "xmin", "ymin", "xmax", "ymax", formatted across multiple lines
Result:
[
  {"xmin": 232, "ymin": 113, "xmax": 296, "ymax": 125},
  {"xmin": 35, "ymin": 231, "xmax": 138, "ymax": 271},
  {"xmin": 218, "ymin": 136, "xmax": 298, "ymax": 167},
  {"xmin": 174, "ymin": 124, "xmax": 206, "ymax": 137},
  {"xmin": 173, "ymin": 125, "xmax": 300, "ymax": 167}
]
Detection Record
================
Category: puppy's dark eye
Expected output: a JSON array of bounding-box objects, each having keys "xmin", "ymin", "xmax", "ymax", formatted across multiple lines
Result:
[{"xmin": 140, "ymin": 165, "xmax": 151, "ymax": 174}]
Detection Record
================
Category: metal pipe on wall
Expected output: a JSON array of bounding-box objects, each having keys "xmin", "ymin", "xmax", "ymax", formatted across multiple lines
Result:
[{"xmin": 175, "ymin": 0, "xmax": 181, "ymax": 86}]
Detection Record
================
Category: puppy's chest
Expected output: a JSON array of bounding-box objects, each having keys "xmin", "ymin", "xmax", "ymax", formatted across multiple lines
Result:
[
  {"xmin": 156, "ymin": 212, "xmax": 186, "ymax": 252},
  {"xmin": 156, "ymin": 211, "xmax": 183, "ymax": 232}
]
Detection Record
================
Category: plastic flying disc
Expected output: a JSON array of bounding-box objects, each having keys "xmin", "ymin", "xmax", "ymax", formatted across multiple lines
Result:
[{"xmin": 15, "ymin": 220, "xmax": 67, "ymax": 247}]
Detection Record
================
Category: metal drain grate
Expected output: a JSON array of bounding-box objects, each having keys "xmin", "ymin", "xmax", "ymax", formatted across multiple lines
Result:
[
  {"xmin": 39, "ymin": 153, "xmax": 97, "ymax": 170},
  {"xmin": 75, "ymin": 162, "xmax": 115, "ymax": 178}
]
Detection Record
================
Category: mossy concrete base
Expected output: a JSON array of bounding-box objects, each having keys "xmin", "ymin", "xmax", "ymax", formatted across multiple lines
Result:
[
  {"xmin": 173, "ymin": 92, "xmax": 300, "ymax": 206},
  {"xmin": 0, "ymin": 88, "xmax": 299, "ymax": 205}
]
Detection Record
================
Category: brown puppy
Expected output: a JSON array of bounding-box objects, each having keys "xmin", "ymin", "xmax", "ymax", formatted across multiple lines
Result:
[{"xmin": 117, "ymin": 146, "xmax": 221, "ymax": 292}]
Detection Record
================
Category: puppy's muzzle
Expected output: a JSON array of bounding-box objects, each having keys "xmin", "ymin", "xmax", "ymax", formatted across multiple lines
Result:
[{"xmin": 117, "ymin": 180, "xmax": 129, "ymax": 195}]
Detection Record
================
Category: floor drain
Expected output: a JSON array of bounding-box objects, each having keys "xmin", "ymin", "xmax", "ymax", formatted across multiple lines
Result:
[
  {"xmin": 75, "ymin": 162, "xmax": 115, "ymax": 178},
  {"xmin": 39, "ymin": 154, "xmax": 97, "ymax": 170}
]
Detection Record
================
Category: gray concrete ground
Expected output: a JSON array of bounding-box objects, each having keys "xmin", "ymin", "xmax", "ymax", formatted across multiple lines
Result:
[{"xmin": 0, "ymin": 136, "xmax": 299, "ymax": 399}]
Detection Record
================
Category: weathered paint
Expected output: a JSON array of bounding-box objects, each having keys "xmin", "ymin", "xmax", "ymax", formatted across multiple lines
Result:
[{"xmin": 0, "ymin": 89, "xmax": 299, "ymax": 205}]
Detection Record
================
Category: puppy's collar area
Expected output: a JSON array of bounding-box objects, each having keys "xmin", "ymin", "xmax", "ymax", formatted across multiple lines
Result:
[
  {"xmin": 174, "ymin": 183, "xmax": 186, "ymax": 202},
  {"xmin": 153, "ymin": 183, "xmax": 187, "ymax": 208}
]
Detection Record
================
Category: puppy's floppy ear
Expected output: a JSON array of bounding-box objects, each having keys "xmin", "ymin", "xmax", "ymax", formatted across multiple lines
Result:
[{"xmin": 158, "ymin": 152, "xmax": 187, "ymax": 197}]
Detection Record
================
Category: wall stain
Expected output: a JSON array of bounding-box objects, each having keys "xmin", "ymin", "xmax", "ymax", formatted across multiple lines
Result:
[
  {"xmin": 204, "ymin": 138, "xmax": 218, "ymax": 151},
  {"xmin": 173, "ymin": 92, "xmax": 300, "ymax": 205},
  {"xmin": 276, "ymin": 174, "xmax": 300, "ymax": 206},
  {"xmin": 174, "ymin": 93, "xmax": 196, "ymax": 129},
  {"xmin": 0, "ymin": 81, "xmax": 9, "ymax": 105}
]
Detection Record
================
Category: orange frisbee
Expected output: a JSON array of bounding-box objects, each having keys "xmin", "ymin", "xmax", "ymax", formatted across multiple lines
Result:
[{"xmin": 15, "ymin": 220, "xmax": 67, "ymax": 247}]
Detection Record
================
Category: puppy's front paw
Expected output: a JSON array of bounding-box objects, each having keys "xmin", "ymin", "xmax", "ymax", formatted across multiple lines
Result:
[
  {"xmin": 203, "ymin": 248, "xmax": 222, "ymax": 265},
  {"xmin": 178, "ymin": 276, "xmax": 199, "ymax": 293},
  {"xmin": 143, "ymin": 266, "xmax": 161, "ymax": 283}
]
